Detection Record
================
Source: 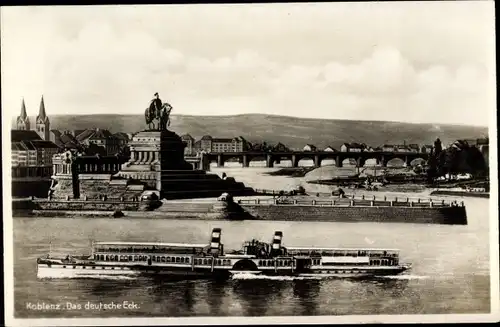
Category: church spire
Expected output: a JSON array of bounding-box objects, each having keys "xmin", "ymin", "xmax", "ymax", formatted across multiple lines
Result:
[
  {"xmin": 37, "ymin": 95, "xmax": 48, "ymax": 123},
  {"xmin": 20, "ymin": 98, "xmax": 27, "ymax": 119},
  {"xmin": 35, "ymin": 95, "xmax": 50, "ymax": 140},
  {"xmin": 16, "ymin": 98, "xmax": 30, "ymax": 130}
]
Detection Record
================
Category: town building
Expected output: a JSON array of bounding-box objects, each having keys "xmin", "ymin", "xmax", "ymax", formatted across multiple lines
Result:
[
  {"xmin": 408, "ymin": 144, "xmax": 420, "ymax": 153},
  {"xmin": 323, "ymin": 146, "xmax": 337, "ymax": 152},
  {"xmin": 303, "ymin": 144, "xmax": 317, "ymax": 152},
  {"xmin": 75, "ymin": 128, "xmax": 121, "ymax": 155},
  {"xmin": 340, "ymin": 143, "xmax": 364, "ymax": 152},
  {"xmin": 273, "ymin": 142, "xmax": 289, "ymax": 152},
  {"xmin": 50, "ymin": 130, "xmax": 81, "ymax": 150},
  {"xmin": 113, "ymin": 132, "xmax": 130, "ymax": 147},
  {"xmin": 196, "ymin": 135, "xmax": 249, "ymax": 153},
  {"xmin": 421, "ymin": 145, "xmax": 433, "ymax": 153},
  {"xmin": 181, "ymin": 134, "xmax": 195, "ymax": 155},
  {"xmin": 11, "ymin": 131, "xmax": 60, "ymax": 167}
]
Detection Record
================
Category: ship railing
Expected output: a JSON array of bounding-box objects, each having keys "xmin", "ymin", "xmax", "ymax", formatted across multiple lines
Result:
[{"xmin": 237, "ymin": 195, "xmax": 463, "ymax": 208}]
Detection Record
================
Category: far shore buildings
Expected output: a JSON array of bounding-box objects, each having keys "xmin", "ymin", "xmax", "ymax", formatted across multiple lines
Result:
[
  {"xmin": 11, "ymin": 97, "xmax": 130, "ymax": 183},
  {"xmin": 186, "ymin": 135, "xmax": 249, "ymax": 154},
  {"xmin": 13, "ymin": 97, "xmax": 59, "ymax": 172}
]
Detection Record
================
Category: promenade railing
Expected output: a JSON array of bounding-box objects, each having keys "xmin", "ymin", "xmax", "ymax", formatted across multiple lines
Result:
[{"xmin": 241, "ymin": 191, "xmax": 464, "ymax": 208}]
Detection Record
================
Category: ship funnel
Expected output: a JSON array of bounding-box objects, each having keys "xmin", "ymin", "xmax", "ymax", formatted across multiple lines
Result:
[
  {"xmin": 210, "ymin": 228, "xmax": 222, "ymax": 255},
  {"xmin": 272, "ymin": 231, "xmax": 283, "ymax": 251}
]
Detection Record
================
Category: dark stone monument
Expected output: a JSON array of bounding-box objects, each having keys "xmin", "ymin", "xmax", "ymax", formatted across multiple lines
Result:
[{"xmin": 114, "ymin": 93, "xmax": 254, "ymax": 199}]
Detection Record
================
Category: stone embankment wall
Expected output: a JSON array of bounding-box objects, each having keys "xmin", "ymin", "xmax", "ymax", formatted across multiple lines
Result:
[
  {"xmin": 34, "ymin": 200, "xmax": 141, "ymax": 211},
  {"xmin": 12, "ymin": 180, "xmax": 51, "ymax": 198},
  {"xmin": 240, "ymin": 204, "xmax": 467, "ymax": 225}
]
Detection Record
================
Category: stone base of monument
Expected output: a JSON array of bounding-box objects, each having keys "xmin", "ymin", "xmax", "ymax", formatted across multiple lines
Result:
[
  {"xmin": 113, "ymin": 129, "xmax": 254, "ymax": 200},
  {"xmin": 45, "ymin": 129, "xmax": 255, "ymax": 207}
]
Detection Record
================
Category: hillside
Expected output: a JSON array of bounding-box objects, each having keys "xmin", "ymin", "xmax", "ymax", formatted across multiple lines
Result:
[{"xmin": 15, "ymin": 114, "xmax": 488, "ymax": 150}]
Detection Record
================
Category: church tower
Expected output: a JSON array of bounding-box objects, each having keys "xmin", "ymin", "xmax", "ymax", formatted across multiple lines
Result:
[
  {"xmin": 16, "ymin": 98, "xmax": 30, "ymax": 130},
  {"xmin": 35, "ymin": 96, "xmax": 50, "ymax": 140}
]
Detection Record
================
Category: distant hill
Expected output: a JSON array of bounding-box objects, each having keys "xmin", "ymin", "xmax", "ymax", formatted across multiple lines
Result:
[{"xmin": 13, "ymin": 114, "xmax": 488, "ymax": 150}]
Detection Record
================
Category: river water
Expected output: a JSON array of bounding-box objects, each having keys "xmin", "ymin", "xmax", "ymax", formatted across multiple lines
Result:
[{"xmin": 12, "ymin": 167, "xmax": 492, "ymax": 317}]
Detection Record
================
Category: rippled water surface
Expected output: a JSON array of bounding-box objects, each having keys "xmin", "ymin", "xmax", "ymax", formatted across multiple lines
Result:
[{"xmin": 13, "ymin": 167, "xmax": 491, "ymax": 317}]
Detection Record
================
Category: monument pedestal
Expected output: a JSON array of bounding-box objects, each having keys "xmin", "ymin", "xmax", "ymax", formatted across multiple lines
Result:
[
  {"xmin": 117, "ymin": 130, "xmax": 194, "ymax": 192},
  {"xmin": 115, "ymin": 129, "xmax": 254, "ymax": 199}
]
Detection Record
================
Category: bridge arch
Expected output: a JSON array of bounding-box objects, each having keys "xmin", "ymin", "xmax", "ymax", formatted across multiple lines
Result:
[
  {"xmin": 246, "ymin": 155, "xmax": 268, "ymax": 167},
  {"xmin": 296, "ymin": 156, "xmax": 315, "ymax": 167},
  {"xmin": 341, "ymin": 158, "xmax": 358, "ymax": 167},
  {"xmin": 363, "ymin": 158, "xmax": 379, "ymax": 167},
  {"xmin": 386, "ymin": 157, "xmax": 406, "ymax": 167},
  {"xmin": 410, "ymin": 157, "xmax": 427, "ymax": 167}
]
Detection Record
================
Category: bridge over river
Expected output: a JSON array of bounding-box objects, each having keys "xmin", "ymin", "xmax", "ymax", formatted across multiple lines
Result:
[{"xmin": 192, "ymin": 151, "xmax": 429, "ymax": 169}]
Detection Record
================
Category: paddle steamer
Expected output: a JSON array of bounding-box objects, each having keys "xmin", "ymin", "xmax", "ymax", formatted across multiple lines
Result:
[{"xmin": 36, "ymin": 228, "xmax": 411, "ymax": 279}]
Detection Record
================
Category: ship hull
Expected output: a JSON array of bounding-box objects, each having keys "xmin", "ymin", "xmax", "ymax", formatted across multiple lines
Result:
[{"xmin": 37, "ymin": 262, "xmax": 408, "ymax": 280}]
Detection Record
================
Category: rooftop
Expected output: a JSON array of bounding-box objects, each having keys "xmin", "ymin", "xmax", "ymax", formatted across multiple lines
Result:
[{"xmin": 11, "ymin": 130, "xmax": 42, "ymax": 142}]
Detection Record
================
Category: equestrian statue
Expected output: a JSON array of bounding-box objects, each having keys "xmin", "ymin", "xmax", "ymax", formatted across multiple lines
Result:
[{"xmin": 145, "ymin": 92, "xmax": 173, "ymax": 131}]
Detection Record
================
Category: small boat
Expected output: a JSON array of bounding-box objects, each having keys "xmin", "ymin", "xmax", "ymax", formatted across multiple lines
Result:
[{"xmin": 36, "ymin": 229, "xmax": 411, "ymax": 280}]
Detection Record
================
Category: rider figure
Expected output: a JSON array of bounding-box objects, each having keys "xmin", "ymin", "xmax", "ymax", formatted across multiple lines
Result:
[{"xmin": 151, "ymin": 93, "xmax": 162, "ymax": 118}]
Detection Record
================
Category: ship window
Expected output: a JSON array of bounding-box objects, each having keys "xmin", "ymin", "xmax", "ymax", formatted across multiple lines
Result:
[
  {"xmin": 128, "ymin": 255, "xmax": 132, "ymax": 261},
  {"xmin": 161, "ymin": 256, "xmax": 166, "ymax": 263},
  {"xmin": 176, "ymin": 257, "xmax": 180, "ymax": 263},
  {"xmin": 180, "ymin": 257, "xmax": 184, "ymax": 263},
  {"xmin": 62, "ymin": 265, "xmax": 66, "ymax": 268},
  {"xmin": 185, "ymin": 257, "xmax": 190, "ymax": 264},
  {"xmin": 258, "ymin": 260, "xmax": 262, "ymax": 266},
  {"xmin": 82, "ymin": 266, "xmax": 86, "ymax": 269},
  {"xmin": 156, "ymin": 256, "xmax": 160, "ymax": 262},
  {"xmin": 92, "ymin": 266, "xmax": 96, "ymax": 269},
  {"xmin": 114, "ymin": 255, "xmax": 118, "ymax": 261},
  {"xmin": 134, "ymin": 256, "xmax": 138, "ymax": 261},
  {"xmin": 73, "ymin": 266, "xmax": 76, "ymax": 269},
  {"xmin": 203, "ymin": 259, "xmax": 208, "ymax": 265}
]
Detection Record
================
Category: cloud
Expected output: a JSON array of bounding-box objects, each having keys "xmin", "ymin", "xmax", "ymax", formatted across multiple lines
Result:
[{"xmin": 1, "ymin": 4, "xmax": 494, "ymax": 127}]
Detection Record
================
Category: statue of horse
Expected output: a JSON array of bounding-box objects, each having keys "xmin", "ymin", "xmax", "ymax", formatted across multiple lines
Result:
[
  {"xmin": 145, "ymin": 93, "xmax": 173, "ymax": 130},
  {"xmin": 145, "ymin": 103, "xmax": 173, "ymax": 130}
]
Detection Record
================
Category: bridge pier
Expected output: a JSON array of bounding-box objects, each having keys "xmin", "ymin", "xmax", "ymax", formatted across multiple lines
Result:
[
  {"xmin": 242, "ymin": 154, "xmax": 249, "ymax": 168},
  {"xmin": 266, "ymin": 154, "xmax": 274, "ymax": 168},
  {"xmin": 217, "ymin": 154, "xmax": 224, "ymax": 168},
  {"xmin": 201, "ymin": 154, "xmax": 210, "ymax": 171},
  {"xmin": 379, "ymin": 157, "xmax": 387, "ymax": 167},
  {"xmin": 291, "ymin": 154, "xmax": 298, "ymax": 168},
  {"xmin": 335, "ymin": 156, "xmax": 343, "ymax": 167},
  {"xmin": 314, "ymin": 155, "xmax": 321, "ymax": 167},
  {"xmin": 404, "ymin": 156, "xmax": 410, "ymax": 167},
  {"xmin": 357, "ymin": 158, "xmax": 366, "ymax": 168}
]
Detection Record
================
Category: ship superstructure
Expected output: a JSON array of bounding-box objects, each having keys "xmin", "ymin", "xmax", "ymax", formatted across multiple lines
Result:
[{"xmin": 37, "ymin": 228, "xmax": 410, "ymax": 279}]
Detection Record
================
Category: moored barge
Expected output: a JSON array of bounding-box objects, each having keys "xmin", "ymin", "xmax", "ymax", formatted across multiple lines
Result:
[{"xmin": 37, "ymin": 228, "xmax": 411, "ymax": 279}]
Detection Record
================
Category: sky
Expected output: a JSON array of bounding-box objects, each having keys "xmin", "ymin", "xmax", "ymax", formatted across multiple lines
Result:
[{"xmin": 0, "ymin": 2, "xmax": 495, "ymax": 126}]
